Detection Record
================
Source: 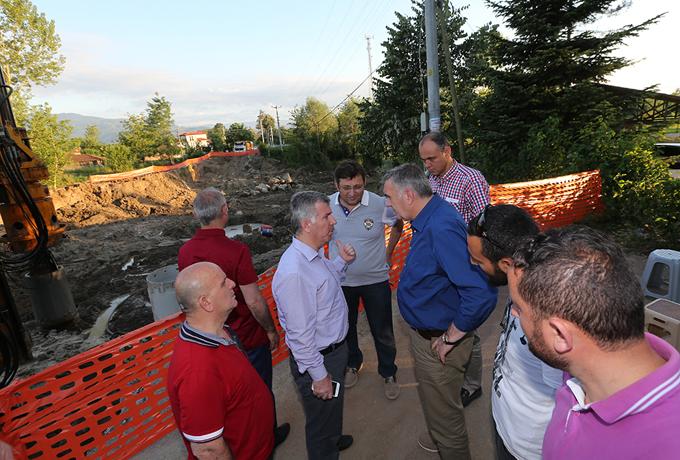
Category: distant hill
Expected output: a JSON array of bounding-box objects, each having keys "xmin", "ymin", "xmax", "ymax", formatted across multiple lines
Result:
[
  {"xmin": 57, "ymin": 113, "xmax": 125, "ymax": 143},
  {"xmin": 56, "ymin": 113, "xmax": 212, "ymax": 144}
]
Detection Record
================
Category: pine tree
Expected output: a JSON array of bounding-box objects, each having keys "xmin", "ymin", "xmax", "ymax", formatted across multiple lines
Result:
[{"xmin": 473, "ymin": 0, "xmax": 661, "ymax": 181}]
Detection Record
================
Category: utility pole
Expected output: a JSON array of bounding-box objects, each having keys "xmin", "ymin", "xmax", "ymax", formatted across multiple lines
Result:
[
  {"xmin": 424, "ymin": 0, "xmax": 441, "ymax": 132},
  {"xmin": 258, "ymin": 112, "xmax": 265, "ymax": 143},
  {"xmin": 272, "ymin": 105, "xmax": 283, "ymax": 148},
  {"xmin": 437, "ymin": 0, "xmax": 465, "ymax": 162},
  {"xmin": 365, "ymin": 35, "xmax": 374, "ymax": 99}
]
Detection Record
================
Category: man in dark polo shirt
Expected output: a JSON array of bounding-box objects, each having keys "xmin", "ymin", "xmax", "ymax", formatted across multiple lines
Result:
[
  {"xmin": 383, "ymin": 164, "xmax": 497, "ymax": 459},
  {"xmin": 178, "ymin": 187, "xmax": 289, "ymax": 445},
  {"xmin": 168, "ymin": 261, "xmax": 274, "ymax": 460}
]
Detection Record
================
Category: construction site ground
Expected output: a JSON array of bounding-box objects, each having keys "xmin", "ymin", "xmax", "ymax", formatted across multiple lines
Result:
[{"xmin": 9, "ymin": 155, "xmax": 336, "ymax": 377}]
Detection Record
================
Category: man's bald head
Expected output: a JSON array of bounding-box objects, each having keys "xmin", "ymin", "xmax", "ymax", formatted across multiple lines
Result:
[{"xmin": 175, "ymin": 262, "xmax": 224, "ymax": 314}]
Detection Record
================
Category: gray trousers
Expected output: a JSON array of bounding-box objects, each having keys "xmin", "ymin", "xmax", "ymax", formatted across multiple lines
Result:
[
  {"xmin": 463, "ymin": 330, "xmax": 482, "ymax": 392},
  {"xmin": 410, "ymin": 328, "xmax": 474, "ymax": 460},
  {"xmin": 289, "ymin": 342, "xmax": 349, "ymax": 460}
]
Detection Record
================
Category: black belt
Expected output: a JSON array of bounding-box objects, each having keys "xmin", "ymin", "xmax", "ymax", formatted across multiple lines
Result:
[
  {"xmin": 320, "ymin": 338, "xmax": 346, "ymax": 356},
  {"xmin": 414, "ymin": 328, "xmax": 446, "ymax": 340}
]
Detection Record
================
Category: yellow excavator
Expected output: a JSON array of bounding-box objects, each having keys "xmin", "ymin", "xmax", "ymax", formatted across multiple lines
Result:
[{"xmin": 0, "ymin": 65, "xmax": 76, "ymax": 387}]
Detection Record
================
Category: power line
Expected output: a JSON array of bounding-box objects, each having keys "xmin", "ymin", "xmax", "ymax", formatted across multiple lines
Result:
[{"xmin": 315, "ymin": 71, "xmax": 375, "ymax": 128}]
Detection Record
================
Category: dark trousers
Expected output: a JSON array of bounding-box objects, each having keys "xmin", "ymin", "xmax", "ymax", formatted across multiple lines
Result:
[
  {"xmin": 247, "ymin": 344, "xmax": 278, "ymax": 427},
  {"xmin": 342, "ymin": 280, "xmax": 397, "ymax": 378},
  {"xmin": 493, "ymin": 420, "xmax": 518, "ymax": 460},
  {"xmin": 289, "ymin": 342, "xmax": 348, "ymax": 460}
]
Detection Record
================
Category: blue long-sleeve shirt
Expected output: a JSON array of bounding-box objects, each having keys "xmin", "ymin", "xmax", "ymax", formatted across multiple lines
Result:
[{"xmin": 397, "ymin": 194, "xmax": 497, "ymax": 332}]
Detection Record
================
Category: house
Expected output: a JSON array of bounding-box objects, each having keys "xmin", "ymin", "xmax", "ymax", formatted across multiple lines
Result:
[
  {"xmin": 179, "ymin": 130, "xmax": 209, "ymax": 149},
  {"xmin": 66, "ymin": 147, "xmax": 106, "ymax": 170}
]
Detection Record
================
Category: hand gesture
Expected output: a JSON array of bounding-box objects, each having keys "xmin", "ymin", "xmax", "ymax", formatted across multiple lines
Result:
[{"xmin": 336, "ymin": 240, "xmax": 356, "ymax": 263}]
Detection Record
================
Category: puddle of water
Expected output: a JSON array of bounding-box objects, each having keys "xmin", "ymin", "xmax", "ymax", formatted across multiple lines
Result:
[{"xmin": 88, "ymin": 294, "xmax": 131, "ymax": 340}]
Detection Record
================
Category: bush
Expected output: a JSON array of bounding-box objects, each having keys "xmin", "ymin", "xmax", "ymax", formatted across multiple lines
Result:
[{"xmin": 101, "ymin": 144, "xmax": 137, "ymax": 172}]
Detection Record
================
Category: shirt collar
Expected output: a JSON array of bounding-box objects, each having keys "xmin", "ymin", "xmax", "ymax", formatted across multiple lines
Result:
[
  {"xmin": 411, "ymin": 195, "xmax": 443, "ymax": 232},
  {"xmin": 435, "ymin": 160, "xmax": 459, "ymax": 183},
  {"xmin": 564, "ymin": 333, "xmax": 680, "ymax": 423},
  {"xmin": 333, "ymin": 190, "xmax": 369, "ymax": 207},
  {"xmin": 179, "ymin": 321, "xmax": 239, "ymax": 348},
  {"xmin": 194, "ymin": 227, "xmax": 227, "ymax": 238},
  {"xmin": 291, "ymin": 237, "xmax": 323, "ymax": 262}
]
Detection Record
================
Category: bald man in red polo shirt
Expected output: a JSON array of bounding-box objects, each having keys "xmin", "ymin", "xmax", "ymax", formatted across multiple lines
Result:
[
  {"xmin": 178, "ymin": 187, "xmax": 289, "ymax": 446},
  {"xmin": 168, "ymin": 262, "xmax": 274, "ymax": 460}
]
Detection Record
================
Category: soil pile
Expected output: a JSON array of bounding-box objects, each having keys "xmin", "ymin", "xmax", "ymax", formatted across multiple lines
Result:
[{"xmin": 53, "ymin": 172, "xmax": 196, "ymax": 227}]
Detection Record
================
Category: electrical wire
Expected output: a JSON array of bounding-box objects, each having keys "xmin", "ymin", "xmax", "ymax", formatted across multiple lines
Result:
[
  {"xmin": 0, "ymin": 83, "xmax": 55, "ymax": 273},
  {"xmin": 0, "ymin": 325, "xmax": 19, "ymax": 388}
]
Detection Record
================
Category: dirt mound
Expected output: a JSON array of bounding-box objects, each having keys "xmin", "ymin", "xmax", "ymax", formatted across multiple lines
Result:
[{"xmin": 53, "ymin": 172, "xmax": 196, "ymax": 227}]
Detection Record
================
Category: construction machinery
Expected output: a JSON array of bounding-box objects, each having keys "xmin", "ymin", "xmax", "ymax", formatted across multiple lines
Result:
[{"xmin": 0, "ymin": 65, "xmax": 76, "ymax": 387}]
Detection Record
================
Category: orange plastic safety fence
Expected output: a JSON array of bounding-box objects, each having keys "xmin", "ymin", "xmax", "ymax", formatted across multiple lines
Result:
[
  {"xmin": 0, "ymin": 170, "xmax": 602, "ymax": 459},
  {"xmin": 87, "ymin": 150, "xmax": 258, "ymax": 184}
]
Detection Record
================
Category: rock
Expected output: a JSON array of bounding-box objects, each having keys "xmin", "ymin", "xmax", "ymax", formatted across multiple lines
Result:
[{"xmin": 282, "ymin": 173, "xmax": 293, "ymax": 183}]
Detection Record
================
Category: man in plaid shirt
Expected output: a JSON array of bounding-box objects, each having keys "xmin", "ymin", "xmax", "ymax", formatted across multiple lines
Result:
[{"xmin": 416, "ymin": 132, "xmax": 491, "ymax": 453}]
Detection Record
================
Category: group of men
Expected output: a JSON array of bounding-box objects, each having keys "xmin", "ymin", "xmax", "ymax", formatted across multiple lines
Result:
[{"xmin": 166, "ymin": 132, "xmax": 680, "ymax": 460}]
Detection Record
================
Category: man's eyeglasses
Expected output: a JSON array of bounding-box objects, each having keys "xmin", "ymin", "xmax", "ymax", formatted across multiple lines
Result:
[{"xmin": 474, "ymin": 204, "xmax": 507, "ymax": 253}]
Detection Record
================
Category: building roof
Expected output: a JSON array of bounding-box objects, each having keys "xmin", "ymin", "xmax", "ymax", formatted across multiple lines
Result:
[{"xmin": 179, "ymin": 130, "xmax": 208, "ymax": 136}]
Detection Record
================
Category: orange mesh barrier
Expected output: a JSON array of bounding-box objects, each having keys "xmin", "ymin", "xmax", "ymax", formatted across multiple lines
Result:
[
  {"xmin": 88, "ymin": 150, "xmax": 258, "ymax": 184},
  {"xmin": 489, "ymin": 169, "xmax": 603, "ymax": 230},
  {"xmin": 0, "ymin": 170, "xmax": 602, "ymax": 458}
]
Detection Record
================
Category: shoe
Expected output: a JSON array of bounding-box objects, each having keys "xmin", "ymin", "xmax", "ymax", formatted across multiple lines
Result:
[
  {"xmin": 461, "ymin": 388, "xmax": 482, "ymax": 407},
  {"xmin": 274, "ymin": 423, "xmax": 290, "ymax": 447},
  {"xmin": 417, "ymin": 431, "xmax": 438, "ymax": 453},
  {"xmin": 384, "ymin": 376, "xmax": 400, "ymax": 400},
  {"xmin": 337, "ymin": 434, "xmax": 354, "ymax": 451},
  {"xmin": 345, "ymin": 365, "xmax": 361, "ymax": 388}
]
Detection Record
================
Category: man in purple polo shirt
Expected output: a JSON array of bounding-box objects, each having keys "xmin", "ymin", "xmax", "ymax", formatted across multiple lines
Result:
[{"xmin": 508, "ymin": 226, "xmax": 680, "ymax": 459}]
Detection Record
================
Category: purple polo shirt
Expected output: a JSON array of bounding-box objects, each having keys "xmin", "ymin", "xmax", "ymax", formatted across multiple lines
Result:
[{"xmin": 543, "ymin": 333, "xmax": 680, "ymax": 459}]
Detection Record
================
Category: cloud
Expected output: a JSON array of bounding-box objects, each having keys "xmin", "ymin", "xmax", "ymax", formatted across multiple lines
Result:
[{"xmin": 32, "ymin": 47, "xmax": 368, "ymax": 126}]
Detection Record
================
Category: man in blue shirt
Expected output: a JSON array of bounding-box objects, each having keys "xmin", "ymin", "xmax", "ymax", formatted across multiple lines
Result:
[{"xmin": 383, "ymin": 164, "xmax": 498, "ymax": 459}]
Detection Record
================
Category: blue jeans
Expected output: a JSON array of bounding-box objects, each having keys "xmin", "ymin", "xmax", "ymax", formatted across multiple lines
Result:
[
  {"xmin": 342, "ymin": 280, "xmax": 397, "ymax": 378},
  {"xmin": 247, "ymin": 343, "xmax": 277, "ymax": 426}
]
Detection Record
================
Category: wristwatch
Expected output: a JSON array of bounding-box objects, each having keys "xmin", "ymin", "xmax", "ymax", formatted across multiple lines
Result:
[{"xmin": 441, "ymin": 333, "xmax": 459, "ymax": 346}]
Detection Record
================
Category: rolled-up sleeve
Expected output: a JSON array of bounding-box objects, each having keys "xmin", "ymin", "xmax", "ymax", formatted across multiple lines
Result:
[
  {"xmin": 434, "ymin": 221, "xmax": 497, "ymax": 332},
  {"xmin": 274, "ymin": 272, "xmax": 328, "ymax": 381}
]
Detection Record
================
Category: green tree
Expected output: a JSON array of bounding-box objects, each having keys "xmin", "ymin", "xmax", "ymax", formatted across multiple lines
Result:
[
  {"xmin": 0, "ymin": 0, "xmax": 65, "ymax": 124},
  {"xmin": 225, "ymin": 122, "xmax": 255, "ymax": 148},
  {"xmin": 118, "ymin": 94, "xmax": 180, "ymax": 162},
  {"xmin": 25, "ymin": 103, "xmax": 74, "ymax": 186},
  {"xmin": 358, "ymin": 1, "xmax": 482, "ymax": 165},
  {"xmin": 81, "ymin": 124, "xmax": 100, "ymax": 149},
  {"xmin": 118, "ymin": 113, "xmax": 152, "ymax": 161},
  {"xmin": 473, "ymin": 0, "xmax": 661, "ymax": 182},
  {"xmin": 101, "ymin": 144, "xmax": 136, "ymax": 172},
  {"xmin": 207, "ymin": 122, "xmax": 226, "ymax": 151},
  {"xmin": 336, "ymin": 98, "xmax": 362, "ymax": 159},
  {"xmin": 256, "ymin": 111, "xmax": 276, "ymax": 143}
]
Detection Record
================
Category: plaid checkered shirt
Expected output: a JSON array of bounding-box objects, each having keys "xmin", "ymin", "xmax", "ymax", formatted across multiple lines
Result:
[{"xmin": 428, "ymin": 161, "xmax": 490, "ymax": 224}]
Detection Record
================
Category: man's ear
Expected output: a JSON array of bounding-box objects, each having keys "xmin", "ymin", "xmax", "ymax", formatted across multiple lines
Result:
[
  {"xmin": 498, "ymin": 257, "xmax": 513, "ymax": 274},
  {"xmin": 546, "ymin": 317, "xmax": 574, "ymax": 355},
  {"xmin": 198, "ymin": 294, "xmax": 214, "ymax": 313}
]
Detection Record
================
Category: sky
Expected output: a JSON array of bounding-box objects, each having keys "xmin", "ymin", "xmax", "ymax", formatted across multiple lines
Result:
[{"xmin": 28, "ymin": 0, "xmax": 680, "ymax": 128}]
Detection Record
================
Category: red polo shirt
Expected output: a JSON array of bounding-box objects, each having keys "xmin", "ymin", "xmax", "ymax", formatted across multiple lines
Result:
[
  {"xmin": 168, "ymin": 322, "xmax": 274, "ymax": 460},
  {"xmin": 178, "ymin": 228, "xmax": 269, "ymax": 350}
]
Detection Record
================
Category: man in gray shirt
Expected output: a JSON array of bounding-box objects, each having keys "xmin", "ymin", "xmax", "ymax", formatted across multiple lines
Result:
[
  {"xmin": 272, "ymin": 191, "xmax": 356, "ymax": 460},
  {"xmin": 329, "ymin": 161, "xmax": 403, "ymax": 400}
]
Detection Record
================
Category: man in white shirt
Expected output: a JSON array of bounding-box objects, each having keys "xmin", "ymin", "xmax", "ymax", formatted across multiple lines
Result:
[{"xmin": 467, "ymin": 204, "xmax": 562, "ymax": 460}]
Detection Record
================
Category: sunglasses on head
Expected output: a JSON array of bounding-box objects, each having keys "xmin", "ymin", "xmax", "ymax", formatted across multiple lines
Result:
[{"xmin": 474, "ymin": 204, "xmax": 507, "ymax": 252}]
